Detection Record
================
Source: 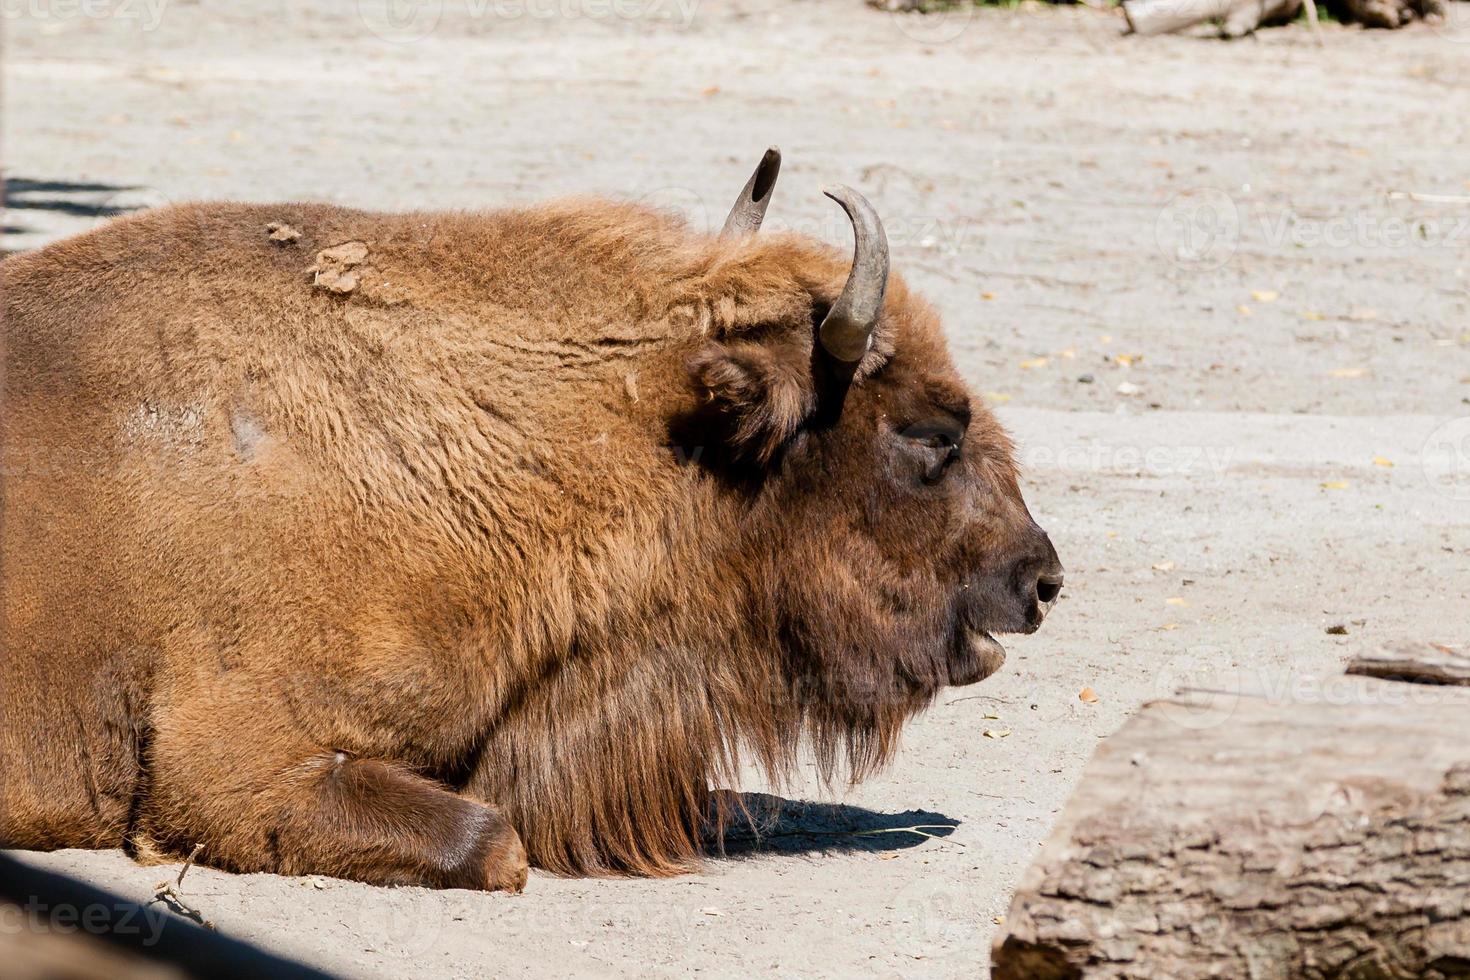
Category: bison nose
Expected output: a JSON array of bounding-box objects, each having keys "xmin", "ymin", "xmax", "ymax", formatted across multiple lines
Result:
[
  {"xmin": 1020, "ymin": 537, "xmax": 1064, "ymax": 630},
  {"xmin": 1033, "ymin": 570, "xmax": 1063, "ymax": 617}
]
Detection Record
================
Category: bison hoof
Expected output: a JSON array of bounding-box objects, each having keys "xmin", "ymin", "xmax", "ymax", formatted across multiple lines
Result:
[
  {"xmin": 482, "ymin": 821, "xmax": 529, "ymax": 894},
  {"xmin": 466, "ymin": 808, "xmax": 529, "ymax": 893}
]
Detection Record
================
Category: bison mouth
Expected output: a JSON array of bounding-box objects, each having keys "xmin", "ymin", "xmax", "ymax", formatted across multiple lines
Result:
[{"xmin": 947, "ymin": 629, "xmax": 1007, "ymax": 687}]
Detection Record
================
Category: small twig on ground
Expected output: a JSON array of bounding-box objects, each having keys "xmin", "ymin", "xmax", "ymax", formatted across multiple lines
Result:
[
  {"xmin": 1387, "ymin": 190, "xmax": 1470, "ymax": 205},
  {"xmin": 1301, "ymin": 0, "xmax": 1325, "ymax": 45},
  {"xmin": 151, "ymin": 843, "xmax": 215, "ymax": 930},
  {"xmin": 973, "ymin": 791, "xmax": 1038, "ymax": 805},
  {"xmin": 853, "ymin": 825, "xmax": 964, "ymax": 846},
  {"xmin": 745, "ymin": 825, "xmax": 965, "ymax": 848},
  {"xmin": 945, "ymin": 694, "xmax": 1013, "ymax": 707}
]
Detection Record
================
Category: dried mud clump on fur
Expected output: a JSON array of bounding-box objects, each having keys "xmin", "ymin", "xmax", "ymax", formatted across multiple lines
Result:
[
  {"xmin": 309, "ymin": 240, "xmax": 369, "ymax": 294},
  {"xmin": 266, "ymin": 221, "xmax": 301, "ymax": 245}
]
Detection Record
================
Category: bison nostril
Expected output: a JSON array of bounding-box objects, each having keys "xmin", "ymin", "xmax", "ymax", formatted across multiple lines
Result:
[{"xmin": 1036, "ymin": 576, "xmax": 1062, "ymax": 605}]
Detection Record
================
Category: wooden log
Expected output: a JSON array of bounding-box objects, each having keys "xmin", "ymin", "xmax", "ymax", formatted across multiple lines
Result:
[
  {"xmin": 1348, "ymin": 641, "xmax": 1470, "ymax": 687},
  {"xmin": 992, "ymin": 680, "xmax": 1470, "ymax": 980},
  {"xmin": 1336, "ymin": 0, "xmax": 1446, "ymax": 27},
  {"xmin": 1122, "ymin": 0, "xmax": 1302, "ymax": 35}
]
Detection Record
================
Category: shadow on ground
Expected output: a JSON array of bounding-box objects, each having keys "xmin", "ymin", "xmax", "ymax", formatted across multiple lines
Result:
[
  {"xmin": 4, "ymin": 176, "xmax": 144, "ymax": 218},
  {"xmin": 709, "ymin": 791, "xmax": 959, "ymax": 860}
]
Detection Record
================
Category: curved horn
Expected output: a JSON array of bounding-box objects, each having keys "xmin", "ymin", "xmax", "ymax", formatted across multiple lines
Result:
[
  {"xmin": 720, "ymin": 147, "xmax": 781, "ymax": 237},
  {"xmin": 817, "ymin": 185, "xmax": 890, "ymax": 364}
]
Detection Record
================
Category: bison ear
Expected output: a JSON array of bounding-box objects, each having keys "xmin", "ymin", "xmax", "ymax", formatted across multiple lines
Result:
[{"xmin": 689, "ymin": 338, "xmax": 816, "ymax": 465}]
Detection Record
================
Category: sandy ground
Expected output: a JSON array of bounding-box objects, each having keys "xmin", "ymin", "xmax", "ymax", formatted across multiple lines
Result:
[{"xmin": 3, "ymin": 1, "xmax": 1470, "ymax": 976}]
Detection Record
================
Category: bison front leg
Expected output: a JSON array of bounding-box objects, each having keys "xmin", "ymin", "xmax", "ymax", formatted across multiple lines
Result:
[
  {"xmin": 278, "ymin": 751, "xmax": 529, "ymax": 892},
  {"xmin": 144, "ymin": 726, "xmax": 527, "ymax": 892}
]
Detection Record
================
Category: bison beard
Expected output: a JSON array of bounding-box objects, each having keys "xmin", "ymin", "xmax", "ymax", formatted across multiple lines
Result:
[
  {"xmin": 473, "ymin": 559, "xmax": 932, "ymax": 877},
  {"xmin": 0, "ymin": 155, "xmax": 1061, "ymax": 885}
]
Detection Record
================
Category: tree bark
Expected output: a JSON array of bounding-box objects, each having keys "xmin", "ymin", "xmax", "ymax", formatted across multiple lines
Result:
[
  {"xmin": 1122, "ymin": 0, "xmax": 1303, "ymax": 36},
  {"xmin": 1348, "ymin": 641, "xmax": 1470, "ymax": 687},
  {"xmin": 992, "ymin": 679, "xmax": 1470, "ymax": 980}
]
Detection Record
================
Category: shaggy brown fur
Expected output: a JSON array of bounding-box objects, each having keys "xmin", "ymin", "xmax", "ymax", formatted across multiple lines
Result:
[{"xmin": 0, "ymin": 196, "xmax": 1061, "ymax": 886}]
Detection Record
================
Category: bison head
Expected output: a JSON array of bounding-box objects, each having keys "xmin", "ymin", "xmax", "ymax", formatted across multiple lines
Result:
[{"xmin": 684, "ymin": 149, "xmax": 1064, "ymax": 772}]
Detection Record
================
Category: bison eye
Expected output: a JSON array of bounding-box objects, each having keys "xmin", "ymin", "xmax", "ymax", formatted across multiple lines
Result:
[{"xmin": 902, "ymin": 419, "xmax": 964, "ymax": 484}]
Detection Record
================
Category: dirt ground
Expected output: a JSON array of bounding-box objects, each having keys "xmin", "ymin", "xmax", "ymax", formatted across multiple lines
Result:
[{"xmin": 4, "ymin": 1, "xmax": 1470, "ymax": 977}]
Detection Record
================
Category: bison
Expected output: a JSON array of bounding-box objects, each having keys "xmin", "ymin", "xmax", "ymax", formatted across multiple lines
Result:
[{"xmin": 0, "ymin": 149, "xmax": 1063, "ymax": 891}]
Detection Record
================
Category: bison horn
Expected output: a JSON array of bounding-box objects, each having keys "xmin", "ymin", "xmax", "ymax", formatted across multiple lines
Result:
[
  {"xmin": 719, "ymin": 147, "xmax": 781, "ymax": 237},
  {"xmin": 817, "ymin": 185, "xmax": 890, "ymax": 364}
]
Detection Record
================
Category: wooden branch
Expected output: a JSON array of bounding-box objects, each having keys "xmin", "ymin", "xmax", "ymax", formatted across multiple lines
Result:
[
  {"xmin": 992, "ymin": 680, "xmax": 1470, "ymax": 979},
  {"xmin": 1348, "ymin": 641, "xmax": 1470, "ymax": 686},
  {"xmin": 1122, "ymin": 0, "xmax": 1302, "ymax": 36},
  {"xmin": 149, "ymin": 843, "xmax": 215, "ymax": 930},
  {"xmin": 1123, "ymin": 0, "xmax": 1233, "ymax": 34}
]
